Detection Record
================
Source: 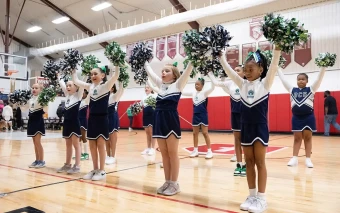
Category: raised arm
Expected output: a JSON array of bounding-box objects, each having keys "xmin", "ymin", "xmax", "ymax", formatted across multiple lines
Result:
[
  {"xmin": 72, "ymin": 71, "xmax": 90, "ymax": 90},
  {"xmin": 208, "ymin": 72, "xmax": 228, "ymax": 88},
  {"xmin": 114, "ymin": 81, "xmax": 125, "ymax": 102},
  {"xmin": 181, "ymin": 89, "xmax": 193, "ymax": 97},
  {"xmin": 177, "ymin": 61, "xmax": 193, "ymax": 91},
  {"xmin": 219, "ymin": 52, "xmax": 243, "ymax": 88},
  {"xmin": 77, "ymin": 87, "xmax": 85, "ymax": 100},
  {"xmin": 58, "ymin": 75, "xmax": 68, "ymax": 95},
  {"xmin": 310, "ymin": 67, "xmax": 326, "ymax": 93},
  {"xmin": 277, "ymin": 68, "xmax": 293, "ymax": 93},
  {"xmin": 262, "ymin": 47, "xmax": 281, "ymax": 90},
  {"xmin": 145, "ymin": 62, "xmax": 162, "ymax": 88},
  {"xmin": 147, "ymin": 79, "xmax": 160, "ymax": 94},
  {"xmin": 204, "ymin": 83, "xmax": 215, "ymax": 97},
  {"xmin": 104, "ymin": 66, "xmax": 120, "ymax": 91}
]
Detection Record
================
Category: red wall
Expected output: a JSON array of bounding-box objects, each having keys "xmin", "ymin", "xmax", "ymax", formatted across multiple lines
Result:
[{"xmin": 117, "ymin": 92, "xmax": 340, "ymax": 134}]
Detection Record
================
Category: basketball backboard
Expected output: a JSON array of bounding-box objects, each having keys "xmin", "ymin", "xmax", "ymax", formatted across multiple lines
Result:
[{"xmin": 0, "ymin": 53, "xmax": 28, "ymax": 80}]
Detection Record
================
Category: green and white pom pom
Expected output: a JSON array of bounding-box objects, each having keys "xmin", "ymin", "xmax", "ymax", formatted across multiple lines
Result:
[
  {"xmin": 119, "ymin": 65, "xmax": 130, "ymax": 88},
  {"xmin": 145, "ymin": 95, "xmax": 156, "ymax": 109},
  {"xmin": 315, "ymin": 53, "xmax": 337, "ymax": 67},
  {"xmin": 262, "ymin": 13, "xmax": 308, "ymax": 53},
  {"xmin": 38, "ymin": 86, "xmax": 57, "ymax": 106},
  {"xmin": 262, "ymin": 50, "xmax": 287, "ymax": 68},
  {"xmin": 182, "ymin": 30, "xmax": 208, "ymax": 68},
  {"xmin": 81, "ymin": 55, "xmax": 101, "ymax": 76},
  {"xmin": 104, "ymin": 41, "xmax": 126, "ymax": 66}
]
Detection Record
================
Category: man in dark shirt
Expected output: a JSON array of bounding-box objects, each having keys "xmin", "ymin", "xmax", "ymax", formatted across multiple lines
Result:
[{"xmin": 324, "ymin": 90, "xmax": 340, "ymax": 136}]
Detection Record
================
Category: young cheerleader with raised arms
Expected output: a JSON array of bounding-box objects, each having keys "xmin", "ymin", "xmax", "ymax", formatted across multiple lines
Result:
[{"xmin": 220, "ymin": 46, "xmax": 281, "ymax": 212}]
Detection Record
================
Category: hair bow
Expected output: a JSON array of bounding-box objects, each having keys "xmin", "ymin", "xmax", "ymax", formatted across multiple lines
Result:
[
  {"xmin": 245, "ymin": 49, "xmax": 262, "ymax": 63},
  {"xmin": 172, "ymin": 62, "xmax": 178, "ymax": 67}
]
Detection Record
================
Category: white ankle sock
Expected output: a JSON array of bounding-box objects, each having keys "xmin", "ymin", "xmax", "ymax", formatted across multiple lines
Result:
[
  {"xmin": 84, "ymin": 143, "xmax": 88, "ymax": 153},
  {"xmin": 237, "ymin": 162, "xmax": 242, "ymax": 166},
  {"xmin": 207, "ymin": 148, "xmax": 212, "ymax": 152},
  {"xmin": 257, "ymin": 192, "xmax": 266, "ymax": 200},
  {"xmin": 292, "ymin": 156, "xmax": 298, "ymax": 159},
  {"xmin": 194, "ymin": 147, "xmax": 198, "ymax": 152},
  {"xmin": 249, "ymin": 188, "xmax": 257, "ymax": 197},
  {"xmin": 79, "ymin": 142, "xmax": 82, "ymax": 154}
]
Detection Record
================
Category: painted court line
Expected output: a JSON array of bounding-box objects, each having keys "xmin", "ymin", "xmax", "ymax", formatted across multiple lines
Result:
[{"xmin": 0, "ymin": 164, "xmax": 237, "ymax": 213}]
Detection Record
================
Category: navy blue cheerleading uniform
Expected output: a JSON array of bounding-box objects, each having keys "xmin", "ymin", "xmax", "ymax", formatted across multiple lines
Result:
[
  {"xmin": 220, "ymin": 49, "xmax": 281, "ymax": 146},
  {"xmin": 208, "ymin": 72, "xmax": 241, "ymax": 131},
  {"xmin": 72, "ymin": 67, "xmax": 120, "ymax": 141},
  {"xmin": 59, "ymin": 80, "xmax": 84, "ymax": 138},
  {"xmin": 79, "ymin": 97, "xmax": 89, "ymax": 131},
  {"xmin": 278, "ymin": 68, "xmax": 326, "ymax": 132},
  {"xmin": 145, "ymin": 62, "xmax": 193, "ymax": 139},
  {"xmin": 141, "ymin": 93, "xmax": 157, "ymax": 128},
  {"xmin": 182, "ymin": 84, "xmax": 214, "ymax": 127},
  {"xmin": 108, "ymin": 85, "xmax": 124, "ymax": 134},
  {"xmin": 23, "ymin": 96, "xmax": 47, "ymax": 137}
]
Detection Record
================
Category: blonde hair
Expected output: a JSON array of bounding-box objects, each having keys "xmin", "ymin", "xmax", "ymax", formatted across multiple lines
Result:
[
  {"xmin": 165, "ymin": 64, "xmax": 180, "ymax": 81},
  {"xmin": 32, "ymin": 83, "xmax": 44, "ymax": 90}
]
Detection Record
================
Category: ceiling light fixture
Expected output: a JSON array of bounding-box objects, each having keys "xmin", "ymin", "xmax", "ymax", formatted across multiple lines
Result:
[
  {"xmin": 52, "ymin": 16, "xmax": 70, "ymax": 24},
  {"xmin": 91, "ymin": 2, "xmax": 112, "ymax": 11},
  {"xmin": 27, "ymin": 26, "xmax": 42, "ymax": 32}
]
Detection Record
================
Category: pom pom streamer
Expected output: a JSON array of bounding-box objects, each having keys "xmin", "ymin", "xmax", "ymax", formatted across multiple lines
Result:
[
  {"xmin": 315, "ymin": 53, "xmax": 337, "ymax": 67},
  {"xmin": 59, "ymin": 49, "xmax": 84, "ymax": 81},
  {"xmin": 104, "ymin": 41, "xmax": 126, "ymax": 66},
  {"xmin": 144, "ymin": 95, "xmax": 157, "ymax": 109},
  {"xmin": 42, "ymin": 60, "xmax": 60, "ymax": 88},
  {"xmin": 119, "ymin": 65, "xmax": 130, "ymax": 88},
  {"xmin": 81, "ymin": 55, "xmax": 101, "ymax": 76},
  {"xmin": 8, "ymin": 90, "xmax": 32, "ymax": 106},
  {"xmin": 38, "ymin": 86, "xmax": 57, "ymax": 107},
  {"xmin": 130, "ymin": 102, "xmax": 143, "ymax": 116},
  {"xmin": 262, "ymin": 13, "xmax": 308, "ymax": 53},
  {"xmin": 129, "ymin": 42, "xmax": 153, "ymax": 85}
]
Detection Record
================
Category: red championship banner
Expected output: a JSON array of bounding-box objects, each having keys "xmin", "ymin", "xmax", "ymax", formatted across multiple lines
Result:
[
  {"xmin": 250, "ymin": 17, "xmax": 264, "ymax": 40},
  {"xmin": 258, "ymin": 40, "xmax": 272, "ymax": 51},
  {"xmin": 146, "ymin": 39, "xmax": 154, "ymax": 61},
  {"xmin": 294, "ymin": 33, "xmax": 312, "ymax": 67},
  {"xmin": 179, "ymin": 33, "xmax": 186, "ymax": 57},
  {"xmin": 167, "ymin": 34, "xmax": 177, "ymax": 59},
  {"xmin": 226, "ymin": 45, "xmax": 239, "ymax": 69},
  {"xmin": 242, "ymin": 43, "xmax": 256, "ymax": 63},
  {"xmin": 281, "ymin": 52, "xmax": 292, "ymax": 69},
  {"xmin": 125, "ymin": 43, "xmax": 135, "ymax": 61},
  {"xmin": 156, "ymin": 37, "xmax": 166, "ymax": 61}
]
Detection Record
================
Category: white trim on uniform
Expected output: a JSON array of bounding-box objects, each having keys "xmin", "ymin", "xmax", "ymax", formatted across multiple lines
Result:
[
  {"xmin": 62, "ymin": 132, "xmax": 81, "ymax": 138},
  {"xmin": 241, "ymin": 137, "xmax": 268, "ymax": 146},
  {"xmin": 27, "ymin": 131, "xmax": 45, "ymax": 137},
  {"xmin": 87, "ymin": 134, "xmax": 109, "ymax": 141},
  {"xmin": 153, "ymin": 130, "xmax": 181, "ymax": 139},
  {"xmin": 292, "ymin": 126, "xmax": 317, "ymax": 132}
]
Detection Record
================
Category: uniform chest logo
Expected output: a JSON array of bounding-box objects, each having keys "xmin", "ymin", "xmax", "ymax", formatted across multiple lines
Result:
[
  {"xmin": 235, "ymin": 89, "xmax": 240, "ymax": 95},
  {"xmin": 293, "ymin": 91, "xmax": 308, "ymax": 99},
  {"xmin": 93, "ymin": 89, "xmax": 98, "ymax": 96},
  {"xmin": 66, "ymin": 99, "xmax": 70, "ymax": 105},
  {"xmin": 195, "ymin": 96, "xmax": 198, "ymax": 101},
  {"xmin": 31, "ymin": 103, "xmax": 34, "ymax": 108},
  {"xmin": 247, "ymin": 90, "xmax": 254, "ymax": 98}
]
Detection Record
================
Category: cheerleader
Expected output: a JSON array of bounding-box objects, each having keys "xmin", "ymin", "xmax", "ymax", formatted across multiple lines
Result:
[
  {"xmin": 105, "ymin": 81, "xmax": 124, "ymax": 165},
  {"xmin": 21, "ymin": 83, "xmax": 48, "ymax": 168},
  {"xmin": 278, "ymin": 68, "xmax": 326, "ymax": 168},
  {"xmin": 220, "ymin": 46, "xmax": 281, "ymax": 212},
  {"xmin": 56, "ymin": 76, "xmax": 84, "ymax": 174},
  {"xmin": 208, "ymin": 68, "xmax": 246, "ymax": 176},
  {"xmin": 72, "ymin": 65, "xmax": 120, "ymax": 181},
  {"xmin": 182, "ymin": 77, "xmax": 215, "ymax": 159},
  {"xmin": 140, "ymin": 79, "xmax": 159, "ymax": 156},
  {"xmin": 78, "ymin": 90, "xmax": 90, "ymax": 160},
  {"xmin": 144, "ymin": 61, "xmax": 193, "ymax": 196}
]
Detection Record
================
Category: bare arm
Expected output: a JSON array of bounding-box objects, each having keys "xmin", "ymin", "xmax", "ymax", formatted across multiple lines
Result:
[
  {"xmin": 219, "ymin": 51, "xmax": 243, "ymax": 88},
  {"xmin": 277, "ymin": 68, "xmax": 293, "ymax": 93},
  {"xmin": 262, "ymin": 48, "xmax": 281, "ymax": 90},
  {"xmin": 77, "ymin": 87, "xmax": 85, "ymax": 100},
  {"xmin": 104, "ymin": 66, "xmax": 120, "ymax": 91},
  {"xmin": 181, "ymin": 90, "xmax": 193, "ymax": 97},
  {"xmin": 72, "ymin": 71, "xmax": 90, "ymax": 90},
  {"xmin": 145, "ymin": 62, "xmax": 162, "ymax": 88},
  {"xmin": 177, "ymin": 61, "xmax": 193, "ymax": 91},
  {"xmin": 147, "ymin": 79, "xmax": 160, "ymax": 93},
  {"xmin": 204, "ymin": 83, "xmax": 215, "ymax": 97},
  {"xmin": 310, "ymin": 67, "xmax": 326, "ymax": 93}
]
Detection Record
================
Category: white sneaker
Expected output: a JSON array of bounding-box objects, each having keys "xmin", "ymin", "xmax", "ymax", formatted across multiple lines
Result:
[
  {"xmin": 160, "ymin": 163, "xmax": 163, "ymax": 168},
  {"xmin": 162, "ymin": 182, "xmax": 180, "ymax": 196},
  {"xmin": 205, "ymin": 151, "xmax": 213, "ymax": 159},
  {"xmin": 147, "ymin": 148, "xmax": 155, "ymax": 156},
  {"xmin": 157, "ymin": 181, "xmax": 170, "ymax": 194},
  {"xmin": 129, "ymin": 127, "xmax": 133, "ymax": 132},
  {"xmin": 230, "ymin": 155, "xmax": 237, "ymax": 162},
  {"xmin": 141, "ymin": 148, "xmax": 149, "ymax": 155},
  {"xmin": 240, "ymin": 196, "xmax": 256, "ymax": 211},
  {"xmin": 287, "ymin": 157, "xmax": 298, "ymax": 166},
  {"xmin": 106, "ymin": 157, "xmax": 116, "ymax": 165},
  {"xmin": 105, "ymin": 156, "xmax": 110, "ymax": 164},
  {"xmin": 57, "ymin": 163, "xmax": 72, "ymax": 173},
  {"xmin": 189, "ymin": 150, "xmax": 199, "ymax": 158},
  {"xmin": 92, "ymin": 170, "xmax": 106, "ymax": 181},
  {"xmin": 83, "ymin": 170, "xmax": 96, "ymax": 180},
  {"xmin": 305, "ymin": 158, "xmax": 314, "ymax": 168},
  {"xmin": 248, "ymin": 197, "xmax": 267, "ymax": 213}
]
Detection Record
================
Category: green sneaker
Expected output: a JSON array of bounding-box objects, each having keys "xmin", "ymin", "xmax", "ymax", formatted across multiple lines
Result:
[
  {"xmin": 80, "ymin": 153, "xmax": 85, "ymax": 161},
  {"xmin": 83, "ymin": 153, "xmax": 89, "ymax": 160},
  {"xmin": 241, "ymin": 164, "xmax": 246, "ymax": 177},
  {"xmin": 234, "ymin": 163, "xmax": 242, "ymax": 176}
]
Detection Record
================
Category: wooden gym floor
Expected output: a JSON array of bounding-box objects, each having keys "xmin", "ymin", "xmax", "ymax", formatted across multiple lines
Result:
[{"xmin": 0, "ymin": 130, "xmax": 339, "ymax": 213}]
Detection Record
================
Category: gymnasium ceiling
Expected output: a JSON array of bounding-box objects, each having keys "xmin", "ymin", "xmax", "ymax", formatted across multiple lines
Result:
[{"xmin": 0, "ymin": 0, "xmax": 333, "ymax": 58}]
